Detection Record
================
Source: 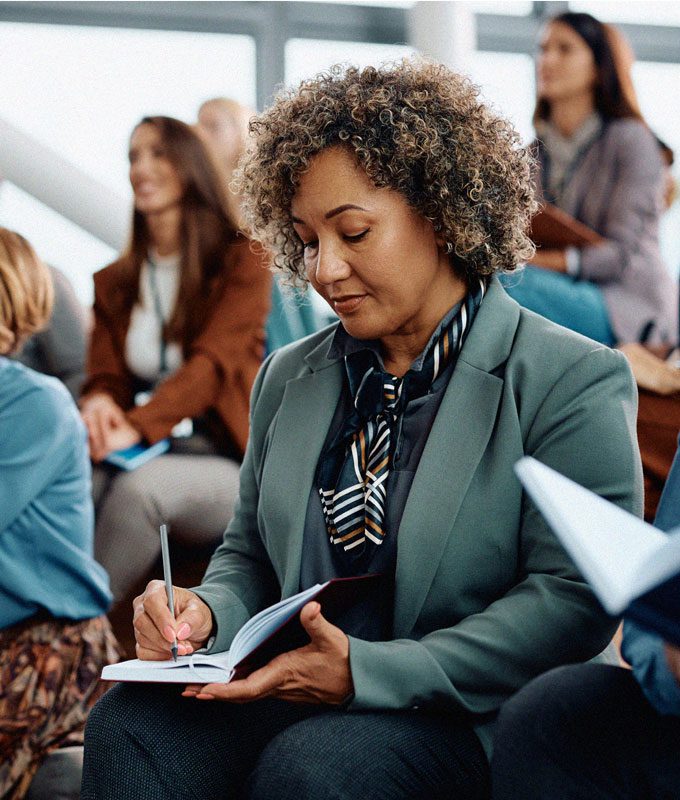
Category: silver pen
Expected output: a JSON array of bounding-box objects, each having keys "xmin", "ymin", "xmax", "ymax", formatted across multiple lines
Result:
[{"xmin": 159, "ymin": 524, "xmax": 178, "ymax": 662}]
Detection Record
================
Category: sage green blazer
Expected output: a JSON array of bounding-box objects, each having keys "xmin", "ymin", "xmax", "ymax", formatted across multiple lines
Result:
[{"xmin": 195, "ymin": 278, "xmax": 642, "ymax": 756}]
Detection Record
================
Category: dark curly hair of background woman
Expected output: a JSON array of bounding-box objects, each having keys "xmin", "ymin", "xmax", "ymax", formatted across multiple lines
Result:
[{"xmin": 237, "ymin": 59, "xmax": 537, "ymax": 286}]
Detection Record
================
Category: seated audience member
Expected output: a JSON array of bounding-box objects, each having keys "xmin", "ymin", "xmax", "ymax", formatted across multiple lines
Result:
[
  {"xmin": 197, "ymin": 96, "xmax": 320, "ymax": 352},
  {"xmin": 197, "ymin": 96, "xmax": 252, "ymax": 225},
  {"xmin": 491, "ymin": 440, "xmax": 680, "ymax": 800},
  {"xmin": 0, "ymin": 228, "xmax": 119, "ymax": 800},
  {"xmin": 81, "ymin": 61, "xmax": 641, "ymax": 800},
  {"xmin": 503, "ymin": 11, "xmax": 677, "ymax": 347},
  {"xmin": 79, "ymin": 116, "xmax": 270, "ymax": 602},
  {"xmin": 13, "ymin": 264, "xmax": 88, "ymax": 399}
]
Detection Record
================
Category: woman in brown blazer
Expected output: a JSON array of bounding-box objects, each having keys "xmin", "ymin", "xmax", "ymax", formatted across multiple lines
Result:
[{"xmin": 80, "ymin": 116, "xmax": 271, "ymax": 603}]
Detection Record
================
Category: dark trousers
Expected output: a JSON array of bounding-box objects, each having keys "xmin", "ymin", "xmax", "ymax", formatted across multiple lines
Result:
[
  {"xmin": 81, "ymin": 684, "xmax": 490, "ymax": 800},
  {"xmin": 491, "ymin": 664, "xmax": 680, "ymax": 800}
]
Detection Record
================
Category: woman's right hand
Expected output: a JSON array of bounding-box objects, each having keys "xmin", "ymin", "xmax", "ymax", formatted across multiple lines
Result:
[
  {"xmin": 80, "ymin": 393, "xmax": 127, "ymax": 461},
  {"xmin": 132, "ymin": 580, "xmax": 215, "ymax": 661}
]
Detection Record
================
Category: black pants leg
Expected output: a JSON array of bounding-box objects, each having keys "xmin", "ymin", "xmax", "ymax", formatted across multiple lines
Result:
[
  {"xmin": 81, "ymin": 684, "xmax": 319, "ymax": 800},
  {"xmin": 82, "ymin": 683, "xmax": 490, "ymax": 800},
  {"xmin": 491, "ymin": 664, "xmax": 680, "ymax": 800},
  {"xmin": 245, "ymin": 709, "xmax": 490, "ymax": 800}
]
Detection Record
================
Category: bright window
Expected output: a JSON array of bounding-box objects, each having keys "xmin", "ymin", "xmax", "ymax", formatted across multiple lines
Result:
[
  {"xmin": 570, "ymin": 2, "xmax": 680, "ymax": 26},
  {"xmin": 467, "ymin": 51, "xmax": 536, "ymax": 144},
  {"xmin": 0, "ymin": 22, "xmax": 256, "ymax": 299},
  {"xmin": 285, "ymin": 38, "xmax": 416, "ymax": 88},
  {"xmin": 633, "ymin": 60, "xmax": 680, "ymax": 275},
  {"xmin": 468, "ymin": 2, "xmax": 533, "ymax": 15},
  {"xmin": 0, "ymin": 182, "xmax": 117, "ymax": 305}
]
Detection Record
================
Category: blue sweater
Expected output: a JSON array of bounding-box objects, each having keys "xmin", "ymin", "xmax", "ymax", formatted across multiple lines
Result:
[{"xmin": 0, "ymin": 358, "xmax": 111, "ymax": 628}]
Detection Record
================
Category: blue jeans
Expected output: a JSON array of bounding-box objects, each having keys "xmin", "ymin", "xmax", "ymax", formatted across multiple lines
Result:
[{"xmin": 500, "ymin": 266, "xmax": 615, "ymax": 346}]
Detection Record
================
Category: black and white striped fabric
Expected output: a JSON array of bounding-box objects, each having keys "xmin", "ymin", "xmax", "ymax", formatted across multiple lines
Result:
[{"xmin": 317, "ymin": 281, "xmax": 485, "ymax": 571}]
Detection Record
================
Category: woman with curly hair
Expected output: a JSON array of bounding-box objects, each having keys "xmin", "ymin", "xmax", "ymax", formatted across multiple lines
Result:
[{"xmin": 82, "ymin": 61, "xmax": 641, "ymax": 800}]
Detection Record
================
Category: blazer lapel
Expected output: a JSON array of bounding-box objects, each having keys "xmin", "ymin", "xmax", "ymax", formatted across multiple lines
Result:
[
  {"xmin": 393, "ymin": 280, "xmax": 519, "ymax": 636},
  {"xmin": 260, "ymin": 340, "xmax": 343, "ymax": 597}
]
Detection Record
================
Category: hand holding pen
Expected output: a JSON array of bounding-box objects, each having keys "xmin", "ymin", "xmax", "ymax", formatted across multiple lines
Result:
[{"xmin": 131, "ymin": 532, "xmax": 214, "ymax": 661}]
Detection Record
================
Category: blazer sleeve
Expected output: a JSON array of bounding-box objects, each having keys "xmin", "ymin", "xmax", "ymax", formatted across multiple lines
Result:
[
  {"xmin": 81, "ymin": 268, "xmax": 135, "ymax": 410},
  {"xmin": 347, "ymin": 347, "xmax": 641, "ymax": 717},
  {"xmin": 127, "ymin": 241, "xmax": 271, "ymax": 452},
  {"xmin": 579, "ymin": 122, "xmax": 665, "ymax": 284}
]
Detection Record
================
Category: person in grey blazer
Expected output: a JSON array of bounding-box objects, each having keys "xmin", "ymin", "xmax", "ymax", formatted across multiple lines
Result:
[
  {"xmin": 504, "ymin": 11, "xmax": 677, "ymax": 347},
  {"xmin": 81, "ymin": 61, "xmax": 642, "ymax": 800}
]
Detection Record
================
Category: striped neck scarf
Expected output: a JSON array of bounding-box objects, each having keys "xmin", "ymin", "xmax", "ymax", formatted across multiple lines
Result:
[{"xmin": 317, "ymin": 280, "xmax": 486, "ymax": 571}]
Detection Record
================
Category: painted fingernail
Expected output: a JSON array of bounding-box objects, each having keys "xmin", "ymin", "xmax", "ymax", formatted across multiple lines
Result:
[
  {"xmin": 177, "ymin": 623, "xmax": 191, "ymax": 639},
  {"xmin": 163, "ymin": 625, "xmax": 175, "ymax": 641}
]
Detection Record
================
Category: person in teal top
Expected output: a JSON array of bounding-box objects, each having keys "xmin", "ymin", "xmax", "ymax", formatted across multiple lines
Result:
[
  {"xmin": 0, "ymin": 227, "xmax": 119, "ymax": 800},
  {"xmin": 0, "ymin": 358, "xmax": 112, "ymax": 627}
]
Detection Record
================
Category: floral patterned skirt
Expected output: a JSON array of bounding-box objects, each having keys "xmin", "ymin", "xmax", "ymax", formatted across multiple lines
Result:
[{"xmin": 0, "ymin": 614, "xmax": 122, "ymax": 800}]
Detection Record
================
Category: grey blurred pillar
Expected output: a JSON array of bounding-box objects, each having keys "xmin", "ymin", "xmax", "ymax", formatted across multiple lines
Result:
[
  {"xmin": 407, "ymin": 1, "xmax": 477, "ymax": 74},
  {"xmin": 0, "ymin": 116, "xmax": 128, "ymax": 251}
]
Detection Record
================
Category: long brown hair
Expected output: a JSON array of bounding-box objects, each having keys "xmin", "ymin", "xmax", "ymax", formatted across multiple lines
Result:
[
  {"xmin": 119, "ymin": 116, "xmax": 239, "ymax": 350},
  {"xmin": 534, "ymin": 12, "xmax": 644, "ymax": 125}
]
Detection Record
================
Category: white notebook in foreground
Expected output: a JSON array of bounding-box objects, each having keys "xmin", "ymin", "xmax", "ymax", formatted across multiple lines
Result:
[
  {"xmin": 102, "ymin": 574, "xmax": 381, "ymax": 684},
  {"xmin": 515, "ymin": 457, "xmax": 680, "ymax": 646}
]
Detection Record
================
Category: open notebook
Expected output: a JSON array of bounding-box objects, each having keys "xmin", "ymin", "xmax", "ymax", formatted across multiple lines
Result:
[
  {"xmin": 515, "ymin": 457, "xmax": 680, "ymax": 646},
  {"xmin": 102, "ymin": 573, "xmax": 382, "ymax": 683}
]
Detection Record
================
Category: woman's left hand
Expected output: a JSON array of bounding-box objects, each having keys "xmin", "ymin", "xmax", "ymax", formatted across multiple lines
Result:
[{"xmin": 182, "ymin": 601, "xmax": 354, "ymax": 705}]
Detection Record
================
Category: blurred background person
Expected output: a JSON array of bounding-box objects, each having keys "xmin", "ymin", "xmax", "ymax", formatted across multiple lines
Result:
[
  {"xmin": 197, "ymin": 97, "xmax": 252, "ymax": 226},
  {"xmin": 79, "ymin": 116, "xmax": 271, "ymax": 606},
  {"xmin": 503, "ymin": 11, "xmax": 677, "ymax": 348},
  {"xmin": 197, "ymin": 96, "xmax": 322, "ymax": 354},
  {"xmin": 12, "ymin": 263, "xmax": 88, "ymax": 400},
  {"xmin": 0, "ymin": 227, "xmax": 119, "ymax": 800}
]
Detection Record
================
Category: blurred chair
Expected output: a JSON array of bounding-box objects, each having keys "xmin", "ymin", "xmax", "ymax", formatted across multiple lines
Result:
[{"xmin": 25, "ymin": 746, "xmax": 83, "ymax": 800}]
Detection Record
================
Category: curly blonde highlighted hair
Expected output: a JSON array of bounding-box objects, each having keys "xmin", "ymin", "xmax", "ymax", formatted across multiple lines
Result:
[
  {"xmin": 238, "ymin": 59, "xmax": 537, "ymax": 286},
  {"xmin": 0, "ymin": 228, "xmax": 54, "ymax": 355}
]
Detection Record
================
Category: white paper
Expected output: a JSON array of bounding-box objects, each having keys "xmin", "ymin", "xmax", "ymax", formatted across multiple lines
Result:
[{"xmin": 515, "ymin": 457, "xmax": 680, "ymax": 614}]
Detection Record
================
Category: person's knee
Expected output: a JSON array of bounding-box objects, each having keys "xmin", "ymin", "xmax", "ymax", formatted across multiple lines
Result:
[
  {"xmin": 84, "ymin": 685, "xmax": 131, "ymax": 757},
  {"xmin": 104, "ymin": 471, "xmax": 161, "ymax": 521},
  {"xmin": 246, "ymin": 725, "xmax": 333, "ymax": 800},
  {"xmin": 495, "ymin": 663, "xmax": 602, "ymax": 765},
  {"xmin": 86, "ymin": 684, "xmax": 162, "ymax": 744},
  {"xmin": 498, "ymin": 667, "xmax": 562, "ymax": 734}
]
